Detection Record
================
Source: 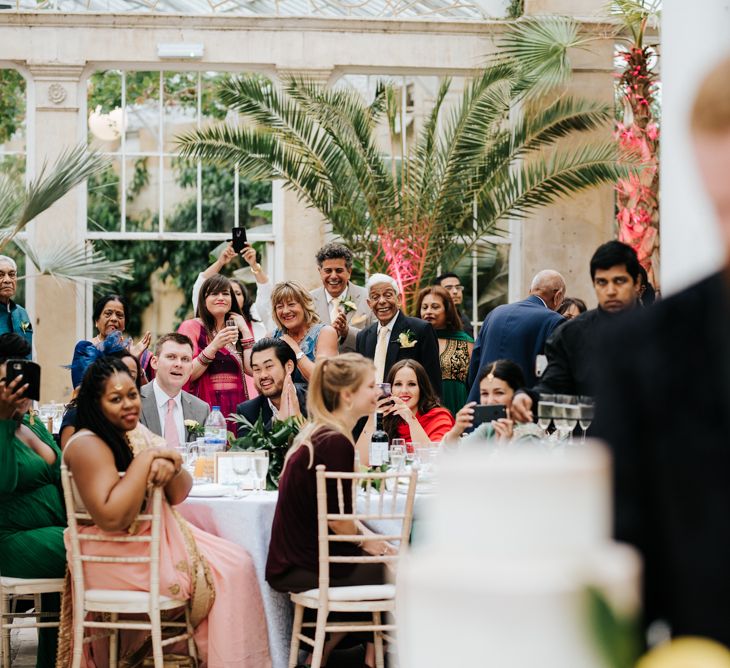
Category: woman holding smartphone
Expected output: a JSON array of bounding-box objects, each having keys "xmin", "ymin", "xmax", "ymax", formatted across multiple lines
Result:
[
  {"xmin": 442, "ymin": 359, "xmax": 542, "ymax": 445},
  {"xmin": 178, "ymin": 274, "xmax": 255, "ymax": 429}
]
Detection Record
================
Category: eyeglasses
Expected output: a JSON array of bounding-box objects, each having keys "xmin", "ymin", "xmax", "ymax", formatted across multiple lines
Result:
[{"xmin": 443, "ymin": 284, "xmax": 464, "ymax": 292}]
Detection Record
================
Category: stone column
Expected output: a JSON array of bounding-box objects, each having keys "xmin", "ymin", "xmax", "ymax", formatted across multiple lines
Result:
[
  {"xmin": 660, "ymin": 0, "xmax": 730, "ymax": 294},
  {"xmin": 272, "ymin": 68, "xmax": 333, "ymax": 290},
  {"xmin": 26, "ymin": 63, "xmax": 86, "ymax": 403}
]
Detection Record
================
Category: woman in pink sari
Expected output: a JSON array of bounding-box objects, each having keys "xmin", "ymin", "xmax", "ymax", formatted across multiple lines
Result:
[
  {"xmin": 178, "ymin": 274, "xmax": 255, "ymax": 432},
  {"xmin": 59, "ymin": 357, "xmax": 271, "ymax": 668}
]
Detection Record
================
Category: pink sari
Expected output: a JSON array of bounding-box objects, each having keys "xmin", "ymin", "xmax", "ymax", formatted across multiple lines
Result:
[{"xmin": 177, "ymin": 319, "xmax": 257, "ymax": 433}]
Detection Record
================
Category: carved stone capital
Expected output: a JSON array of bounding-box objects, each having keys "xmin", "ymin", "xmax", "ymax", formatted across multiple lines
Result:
[{"xmin": 27, "ymin": 63, "xmax": 86, "ymax": 112}]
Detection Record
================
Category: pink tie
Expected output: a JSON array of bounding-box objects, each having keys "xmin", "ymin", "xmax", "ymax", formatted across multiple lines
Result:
[{"xmin": 164, "ymin": 398, "xmax": 180, "ymax": 448}]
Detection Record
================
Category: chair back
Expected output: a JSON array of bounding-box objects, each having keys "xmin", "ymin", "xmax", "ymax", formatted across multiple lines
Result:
[
  {"xmin": 314, "ymin": 465, "xmax": 417, "ymax": 594},
  {"xmin": 60, "ymin": 465, "xmax": 164, "ymax": 614}
]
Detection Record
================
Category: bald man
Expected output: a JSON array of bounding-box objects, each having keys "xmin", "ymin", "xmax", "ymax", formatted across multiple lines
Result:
[{"xmin": 466, "ymin": 269, "xmax": 566, "ymax": 400}]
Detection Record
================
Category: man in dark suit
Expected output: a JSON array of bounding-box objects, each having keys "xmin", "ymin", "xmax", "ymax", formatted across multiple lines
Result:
[
  {"xmin": 466, "ymin": 270, "xmax": 565, "ymax": 402},
  {"xmin": 435, "ymin": 272, "xmax": 473, "ymax": 336},
  {"xmin": 356, "ymin": 273, "xmax": 442, "ymax": 396},
  {"xmin": 139, "ymin": 333, "xmax": 210, "ymax": 445},
  {"xmin": 235, "ymin": 338, "xmax": 307, "ymax": 438},
  {"xmin": 592, "ymin": 56, "xmax": 730, "ymax": 646}
]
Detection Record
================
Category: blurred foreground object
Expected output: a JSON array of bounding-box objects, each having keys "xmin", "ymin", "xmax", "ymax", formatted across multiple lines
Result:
[
  {"xmin": 397, "ymin": 442, "xmax": 641, "ymax": 668},
  {"xmin": 637, "ymin": 637, "xmax": 730, "ymax": 668}
]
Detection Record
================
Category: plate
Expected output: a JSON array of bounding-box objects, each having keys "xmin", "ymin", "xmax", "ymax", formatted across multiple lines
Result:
[{"xmin": 188, "ymin": 483, "xmax": 231, "ymax": 498}]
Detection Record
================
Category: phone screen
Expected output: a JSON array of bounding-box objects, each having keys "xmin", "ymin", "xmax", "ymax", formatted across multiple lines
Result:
[
  {"xmin": 4, "ymin": 359, "xmax": 41, "ymax": 401},
  {"xmin": 472, "ymin": 404, "xmax": 507, "ymax": 428},
  {"xmin": 231, "ymin": 227, "xmax": 247, "ymax": 253}
]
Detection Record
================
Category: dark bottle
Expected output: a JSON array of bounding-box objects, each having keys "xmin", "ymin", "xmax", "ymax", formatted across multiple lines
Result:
[{"xmin": 369, "ymin": 412, "xmax": 389, "ymax": 468}]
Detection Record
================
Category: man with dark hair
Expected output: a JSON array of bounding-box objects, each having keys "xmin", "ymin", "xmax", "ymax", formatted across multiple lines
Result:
[
  {"xmin": 592, "ymin": 56, "xmax": 730, "ymax": 645},
  {"xmin": 235, "ymin": 338, "xmax": 307, "ymax": 438},
  {"xmin": 512, "ymin": 241, "xmax": 641, "ymax": 421},
  {"xmin": 466, "ymin": 269, "xmax": 566, "ymax": 400},
  {"xmin": 139, "ymin": 333, "xmax": 209, "ymax": 445},
  {"xmin": 310, "ymin": 242, "xmax": 373, "ymax": 353},
  {"xmin": 435, "ymin": 272, "xmax": 472, "ymax": 335},
  {"xmin": 0, "ymin": 256, "xmax": 32, "ymax": 358}
]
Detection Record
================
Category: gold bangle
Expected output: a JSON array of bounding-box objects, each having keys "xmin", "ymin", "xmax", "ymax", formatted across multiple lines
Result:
[{"xmin": 251, "ymin": 264, "xmax": 261, "ymax": 274}]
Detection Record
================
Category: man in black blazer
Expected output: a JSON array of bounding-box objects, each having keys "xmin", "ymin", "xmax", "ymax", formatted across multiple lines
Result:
[
  {"xmin": 356, "ymin": 273, "xmax": 442, "ymax": 396},
  {"xmin": 593, "ymin": 56, "xmax": 730, "ymax": 646},
  {"xmin": 235, "ymin": 338, "xmax": 307, "ymax": 438}
]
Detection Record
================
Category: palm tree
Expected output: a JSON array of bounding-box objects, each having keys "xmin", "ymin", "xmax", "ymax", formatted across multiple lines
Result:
[
  {"xmin": 178, "ymin": 64, "xmax": 630, "ymax": 311},
  {"xmin": 500, "ymin": 2, "xmax": 661, "ymax": 289},
  {"xmin": 0, "ymin": 144, "xmax": 132, "ymax": 285}
]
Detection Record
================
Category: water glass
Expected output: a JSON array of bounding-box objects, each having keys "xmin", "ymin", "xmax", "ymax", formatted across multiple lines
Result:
[
  {"xmin": 231, "ymin": 455, "xmax": 252, "ymax": 491},
  {"xmin": 389, "ymin": 444, "xmax": 406, "ymax": 471},
  {"xmin": 253, "ymin": 452, "xmax": 270, "ymax": 492},
  {"xmin": 578, "ymin": 396, "xmax": 595, "ymax": 442},
  {"xmin": 537, "ymin": 394, "xmax": 556, "ymax": 434}
]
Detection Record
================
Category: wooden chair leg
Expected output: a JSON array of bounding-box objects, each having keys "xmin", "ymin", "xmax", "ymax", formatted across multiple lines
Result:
[
  {"xmin": 288, "ymin": 604, "xmax": 304, "ymax": 668},
  {"xmin": 373, "ymin": 612, "xmax": 385, "ymax": 668},
  {"xmin": 310, "ymin": 607, "xmax": 328, "ymax": 668},
  {"xmin": 71, "ymin": 616, "xmax": 85, "ymax": 668},
  {"xmin": 108, "ymin": 614, "xmax": 119, "ymax": 668},
  {"xmin": 184, "ymin": 607, "xmax": 197, "ymax": 662},
  {"xmin": 0, "ymin": 592, "xmax": 10, "ymax": 668},
  {"xmin": 150, "ymin": 610, "xmax": 164, "ymax": 668}
]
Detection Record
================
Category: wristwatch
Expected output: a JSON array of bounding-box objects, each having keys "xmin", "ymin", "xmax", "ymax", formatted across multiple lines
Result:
[{"xmin": 295, "ymin": 351, "xmax": 305, "ymax": 361}]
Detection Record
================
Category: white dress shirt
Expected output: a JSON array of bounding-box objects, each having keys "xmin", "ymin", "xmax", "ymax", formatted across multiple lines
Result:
[{"xmin": 152, "ymin": 379, "xmax": 186, "ymax": 445}]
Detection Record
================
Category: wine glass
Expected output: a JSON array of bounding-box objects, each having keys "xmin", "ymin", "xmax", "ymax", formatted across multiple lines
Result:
[
  {"xmin": 564, "ymin": 404, "xmax": 581, "ymax": 443},
  {"xmin": 578, "ymin": 396, "xmax": 595, "ymax": 442},
  {"xmin": 389, "ymin": 444, "xmax": 406, "ymax": 472},
  {"xmin": 253, "ymin": 453, "xmax": 270, "ymax": 492},
  {"xmin": 537, "ymin": 394, "xmax": 556, "ymax": 435},
  {"xmin": 231, "ymin": 455, "xmax": 252, "ymax": 493}
]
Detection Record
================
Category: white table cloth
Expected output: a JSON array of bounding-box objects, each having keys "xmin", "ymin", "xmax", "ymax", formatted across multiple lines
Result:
[{"xmin": 177, "ymin": 492, "xmax": 292, "ymax": 668}]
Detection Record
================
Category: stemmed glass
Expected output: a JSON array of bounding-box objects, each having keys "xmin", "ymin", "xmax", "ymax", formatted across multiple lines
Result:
[
  {"xmin": 389, "ymin": 444, "xmax": 406, "ymax": 472},
  {"xmin": 253, "ymin": 452, "xmax": 270, "ymax": 493},
  {"xmin": 537, "ymin": 394, "xmax": 556, "ymax": 436},
  {"xmin": 231, "ymin": 455, "xmax": 252, "ymax": 495},
  {"xmin": 553, "ymin": 395, "xmax": 577, "ymax": 441},
  {"xmin": 578, "ymin": 396, "xmax": 595, "ymax": 443}
]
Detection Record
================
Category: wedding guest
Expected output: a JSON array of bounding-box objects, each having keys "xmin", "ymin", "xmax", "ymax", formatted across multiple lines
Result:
[
  {"xmin": 435, "ymin": 272, "xmax": 472, "ymax": 335},
  {"xmin": 0, "ymin": 256, "xmax": 32, "ymax": 356},
  {"xmin": 593, "ymin": 56, "xmax": 730, "ymax": 645},
  {"xmin": 60, "ymin": 357, "xmax": 271, "ymax": 667},
  {"xmin": 0, "ymin": 334, "xmax": 65, "ymax": 667},
  {"xmin": 416, "ymin": 286, "xmax": 474, "ymax": 416},
  {"xmin": 443, "ymin": 360, "xmax": 542, "ymax": 446},
  {"xmin": 191, "ymin": 242, "xmax": 272, "ymax": 339},
  {"xmin": 178, "ymin": 275, "xmax": 254, "ymax": 430},
  {"xmin": 267, "ymin": 354, "xmax": 394, "ymax": 668},
  {"xmin": 271, "ymin": 281, "xmax": 338, "ymax": 384},
  {"xmin": 70, "ymin": 294, "xmax": 152, "ymax": 385},
  {"xmin": 234, "ymin": 338, "xmax": 307, "ymax": 439},
  {"xmin": 557, "ymin": 297, "xmax": 587, "ymax": 321},
  {"xmin": 139, "ymin": 333, "xmax": 210, "ymax": 446},
  {"xmin": 467, "ymin": 269, "xmax": 565, "ymax": 401},
  {"xmin": 310, "ymin": 243, "xmax": 373, "ymax": 353},
  {"xmin": 356, "ymin": 274, "xmax": 442, "ymax": 397}
]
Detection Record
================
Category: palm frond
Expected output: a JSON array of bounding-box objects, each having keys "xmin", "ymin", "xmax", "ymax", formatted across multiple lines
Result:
[
  {"xmin": 500, "ymin": 16, "xmax": 590, "ymax": 95},
  {"xmin": 610, "ymin": 0, "xmax": 661, "ymax": 46},
  {"xmin": 14, "ymin": 238, "xmax": 133, "ymax": 286}
]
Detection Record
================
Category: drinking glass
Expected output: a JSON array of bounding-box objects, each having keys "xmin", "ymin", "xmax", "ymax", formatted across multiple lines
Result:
[
  {"xmin": 226, "ymin": 318, "xmax": 236, "ymax": 329},
  {"xmin": 564, "ymin": 404, "xmax": 581, "ymax": 443},
  {"xmin": 578, "ymin": 396, "xmax": 595, "ymax": 442},
  {"xmin": 537, "ymin": 394, "xmax": 556, "ymax": 435},
  {"xmin": 253, "ymin": 452, "xmax": 270, "ymax": 492},
  {"xmin": 231, "ymin": 455, "xmax": 252, "ymax": 493},
  {"xmin": 389, "ymin": 444, "xmax": 406, "ymax": 471}
]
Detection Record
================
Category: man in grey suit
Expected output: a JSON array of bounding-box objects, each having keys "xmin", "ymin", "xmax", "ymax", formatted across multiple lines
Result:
[
  {"xmin": 310, "ymin": 242, "xmax": 373, "ymax": 353},
  {"xmin": 139, "ymin": 333, "xmax": 210, "ymax": 446}
]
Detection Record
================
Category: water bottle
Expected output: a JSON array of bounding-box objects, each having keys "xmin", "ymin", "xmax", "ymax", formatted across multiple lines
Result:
[{"xmin": 204, "ymin": 406, "xmax": 228, "ymax": 452}]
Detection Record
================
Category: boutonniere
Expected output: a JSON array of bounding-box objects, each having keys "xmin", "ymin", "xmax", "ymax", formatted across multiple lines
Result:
[
  {"xmin": 20, "ymin": 321, "xmax": 32, "ymax": 333},
  {"xmin": 341, "ymin": 299, "xmax": 357, "ymax": 315},
  {"xmin": 184, "ymin": 419, "xmax": 205, "ymax": 437},
  {"xmin": 398, "ymin": 330, "xmax": 417, "ymax": 348}
]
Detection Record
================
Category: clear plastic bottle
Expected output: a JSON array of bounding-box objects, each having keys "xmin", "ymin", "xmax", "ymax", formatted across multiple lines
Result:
[{"xmin": 203, "ymin": 406, "xmax": 228, "ymax": 452}]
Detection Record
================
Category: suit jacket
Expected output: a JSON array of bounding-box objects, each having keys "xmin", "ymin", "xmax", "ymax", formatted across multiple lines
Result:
[
  {"xmin": 139, "ymin": 383, "xmax": 210, "ymax": 440},
  {"xmin": 467, "ymin": 295, "xmax": 564, "ymax": 400},
  {"xmin": 235, "ymin": 384, "xmax": 308, "ymax": 438},
  {"xmin": 592, "ymin": 271, "xmax": 730, "ymax": 645},
  {"xmin": 310, "ymin": 282, "xmax": 374, "ymax": 353},
  {"xmin": 355, "ymin": 312, "xmax": 442, "ymax": 397}
]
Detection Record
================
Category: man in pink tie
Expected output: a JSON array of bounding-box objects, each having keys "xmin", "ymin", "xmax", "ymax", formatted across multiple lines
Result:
[{"xmin": 139, "ymin": 333, "xmax": 210, "ymax": 444}]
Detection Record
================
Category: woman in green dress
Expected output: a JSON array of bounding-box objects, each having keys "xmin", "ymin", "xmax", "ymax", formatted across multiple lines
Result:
[
  {"xmin": 416, "ymin": 286, "xmax": 474, "ymax": 416},
  {"xmin": 0, "ymin": 334, "xmax": 66, "ymax": 668}
]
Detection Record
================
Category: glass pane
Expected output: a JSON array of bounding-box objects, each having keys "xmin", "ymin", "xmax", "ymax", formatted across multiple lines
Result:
[
  {"xmin": 125, "ymin": 156, "xmax": 159, "ymax": 233},
  {"xmin": 163, "ymin": 71, "xmax": 198, "ymax": 154},
  {"xmin": 0, "ymin": 69, "xmax": 26, "ymax": 153},
  {"xmin": 87, "ymin": 157, "xmax": 121, "ymax": 233},
  {"xmin": 164, "ymin": 156, "xmax": 198, "ymax": 233},
  {"xmin": 87, "ymin": 69, "xmax": 123, "ymax": 151},
  {"xmin": 0, "ymin": 154, "xmax": 25, "ymax": 189},
  {"xmin": 125, "ymin": 71, "xmax": 161, "ymax": 152},
  {"xmin": 201, "ymin": 163, "xmax": 236, "ymax": 234},
  {"xmin": 200, "ymin": 71, "xmax": 229, "ymax": 123},
  {"xmin": 241, "ymin": 178, "xmax": 273, "ymax": 232}
]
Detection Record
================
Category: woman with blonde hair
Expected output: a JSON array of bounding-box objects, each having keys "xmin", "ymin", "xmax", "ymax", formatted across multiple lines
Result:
[
  {"xmin": 266, "ymin": 354, "xmax": 394, "ymax": 668},
  {"xmin": 271, "ymin": 281, "xmax": 338, "ymax": 383}
]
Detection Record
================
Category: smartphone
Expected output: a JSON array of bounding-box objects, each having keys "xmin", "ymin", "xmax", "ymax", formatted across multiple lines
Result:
[
  {"xmin": 472, "ymin": 404, "xmax": 507, "ymax": 427},
  {"xmin": 231, "ymin": 226, "xmax": 247, "ymax": 254},
  {"xmin": 4, "ymin": 359, "xmax": 41, "ymax": 401}
]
